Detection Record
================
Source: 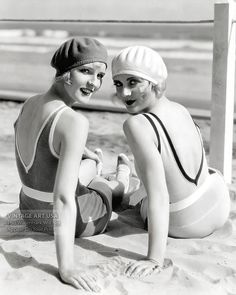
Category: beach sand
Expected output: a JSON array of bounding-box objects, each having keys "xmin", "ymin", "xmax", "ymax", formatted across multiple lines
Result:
[{"xmin": 0, "ymin": 101, "xmax": 236, "ymax": 295}]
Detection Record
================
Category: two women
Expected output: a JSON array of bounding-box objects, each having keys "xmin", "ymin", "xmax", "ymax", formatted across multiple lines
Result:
[
  {"xmin": 111, "ymin": 45, "xmax": 230, "ymax": 277},
  {"xmin": 14, "ymin": 38, "xmax": 230, "ymax": 289}
]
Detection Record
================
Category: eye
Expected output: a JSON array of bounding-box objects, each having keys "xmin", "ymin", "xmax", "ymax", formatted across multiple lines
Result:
[
  {"xmin": 129, "ymin": 79, "xmax": 139, "ymax": 86},
  {"xmin": 113, "ymin": 80, "xmax": 122, "ymax": 87},
  {"xmin": 97, "ymin": 73, "xmax": 105, "ymax": 79},
  {"xmin": 80, "ymin": 68, "xmax": 90, "ymax": 74}
]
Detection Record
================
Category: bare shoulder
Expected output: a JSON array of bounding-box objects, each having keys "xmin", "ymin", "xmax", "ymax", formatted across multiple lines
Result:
[
  {"xmin": 123, "ymin": 114, "xmax": 157, "ymax": 143},
  {"xmin": 168, "ymin": 100, "xmax": 191, "ymax": 118},
  {"xmin": 56, "ymin": 108, "xmax": 89, "ymax": 137},
  {"xmin": 123, "ymin": 114, "xmax": 149, "ymax": 132}
]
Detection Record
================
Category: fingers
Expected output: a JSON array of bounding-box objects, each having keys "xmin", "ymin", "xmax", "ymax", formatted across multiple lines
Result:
[
  {"xmin": 68, "ymin": 277, "xmax": 81, "ymax": 289},
  {"xmin": 125, "ymin": 261, "xmax": 142, "ymax": 277},
  {"xmin": 125, "ymin": 261, "xmax": 161, "ymax": 278},
  {"xmin": 75, "ymin": 275, "xmax": 101, "ymax": 292},
  {"xmin": 61, "ymin": 271, "xmax": 101, "ymax": 292},
  {"xmin": 126, "ymin": 263, "xmax": 147, "ymax": 277}
]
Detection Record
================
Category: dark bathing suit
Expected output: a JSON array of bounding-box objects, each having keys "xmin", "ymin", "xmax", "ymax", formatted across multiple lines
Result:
[{"xmin": 14, "ymin": 103, "xmax": 112, "ymax": 237}]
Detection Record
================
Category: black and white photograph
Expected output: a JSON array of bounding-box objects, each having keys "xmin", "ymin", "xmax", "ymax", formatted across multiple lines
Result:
[{"xmin": 0, "ymin": 0, "xmax": 236, "ymax": 294}]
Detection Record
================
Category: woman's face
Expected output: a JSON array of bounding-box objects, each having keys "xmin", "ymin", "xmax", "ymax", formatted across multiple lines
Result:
[
  {"xmin": 113, "ymin": 74, "xmax": 157, "ymax": 114},
  {"xmin": 66, "ymin": 62, "xmax": 106, "ymax": 104}
]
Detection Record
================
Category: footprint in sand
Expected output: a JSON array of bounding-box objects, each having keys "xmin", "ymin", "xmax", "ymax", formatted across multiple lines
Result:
[
  {"xmin": 1, "ymin": 242, "xmax": 32, "ymax": 268},
  {"xmin": 5, "ymin": 269, "xmax": 24, "ymax": 281},
  {"xmin": 223, "ymin": 274, "xmax": 236, "ymax": 294},
  {"xmin": 203, "ymin": 264, "xmax": 236, "ymax": 284}
]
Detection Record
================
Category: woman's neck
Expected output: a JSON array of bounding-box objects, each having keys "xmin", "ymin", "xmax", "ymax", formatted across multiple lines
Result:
[
  {"xmin": 46, "ymin": 83, "xmax": 74, "ymax": 107},
  {"xmin": 142, "ymin": 95, "xmax": 167, "ymax": 114}
]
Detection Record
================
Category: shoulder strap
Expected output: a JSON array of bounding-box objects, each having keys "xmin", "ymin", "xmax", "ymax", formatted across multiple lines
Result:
[
  {"xmin": 15, "ymin": 104, "xmax": 66, "ymax": 173},
  {"xmin": 49, "ymin": 106, "xmax": 69, "ymax": 158},
  {"xmin": 149, "ymin": 112, "xmax": 204, "ymax": 186},
  {"xmin": 142, "ymin": 113, "xmax": 161, "ymax": 153}
]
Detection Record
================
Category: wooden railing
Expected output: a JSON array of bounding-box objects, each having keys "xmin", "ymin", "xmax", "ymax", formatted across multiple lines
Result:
[{"xmin": 209, "ymin": 0, "xmax": 236, "ymax": 183}]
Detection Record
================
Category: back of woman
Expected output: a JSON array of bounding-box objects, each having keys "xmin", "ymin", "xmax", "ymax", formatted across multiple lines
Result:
[
  {"xmin": 147, "ymin": 98, "xmax": 209, "ymax": 202},
  {"xmin": 14, "ymin": 95, "xmax": 66, "ymax": 192}
]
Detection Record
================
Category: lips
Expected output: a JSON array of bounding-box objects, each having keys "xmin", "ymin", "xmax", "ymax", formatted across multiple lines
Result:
[
  {"xmin": 125, "ymin": 100, "xmax": 136, "ymax": 106},
  {"xmin": 80, "ymin": 88, "xmax": 94, "ymax": 96}
]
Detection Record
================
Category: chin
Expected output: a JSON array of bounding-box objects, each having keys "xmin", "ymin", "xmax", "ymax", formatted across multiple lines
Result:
[
  {"xmin": 126, "ymin": 109, "xmax": 137, "ymax": 114},
  {"xmin": 76, "ymin": 95, "xmax": 91, "ymax": 105},
  {"xmin": 126, "ymin": 106, "xmax": 144, "ymax": 114}
]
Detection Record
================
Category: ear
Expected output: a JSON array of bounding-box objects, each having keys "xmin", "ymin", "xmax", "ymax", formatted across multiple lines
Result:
[
  {"xmin": 152, "ymin": 85, "xmax": 161, "ymax": 98},
  {"xmin": 65, "ymin": 79, "xmax": 72, "ymax": 86},
  {"xmin": 63, "ymin": 72, "xmax": 72, "ymax": 85},
  {"xmin": 152, "ymin": 81, "xmax": 166, "ymax": 98}
]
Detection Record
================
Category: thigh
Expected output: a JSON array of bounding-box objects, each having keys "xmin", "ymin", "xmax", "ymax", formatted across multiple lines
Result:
[
  {"xmin": 79, "ymin": 159, "xmax": 97, "ymax": 186},
  {"xmin": 75, "ymin": 183, "xmax": 113, "ymax": 238}
]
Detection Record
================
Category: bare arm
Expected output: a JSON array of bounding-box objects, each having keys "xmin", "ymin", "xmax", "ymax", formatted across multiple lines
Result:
[
  {"xmin": 123, "ymin": 115, "xmax": 169, "ymax": 276},
  {"xmin": 53, "ymin": 111, "xmax": 100, "ymax": 291}
]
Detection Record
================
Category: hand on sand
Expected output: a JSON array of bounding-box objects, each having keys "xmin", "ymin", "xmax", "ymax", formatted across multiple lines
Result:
[
  {"xmin": 59, "ymin": 268, "xmax": 101, "ymax": 292},
  {"xmin": 125, "ymin": 259, "xmax": 162, "ymax": 278}
]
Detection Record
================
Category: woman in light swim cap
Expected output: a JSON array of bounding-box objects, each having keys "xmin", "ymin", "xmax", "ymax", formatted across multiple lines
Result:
[{"xmin": 112, "ymin": 45, "xmax": 230, "ymax": 278}]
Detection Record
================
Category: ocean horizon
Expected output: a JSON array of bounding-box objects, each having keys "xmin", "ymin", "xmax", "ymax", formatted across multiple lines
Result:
[{"xmin": 0, "ymin": 22, "xmax": 214, "ymax": 41}]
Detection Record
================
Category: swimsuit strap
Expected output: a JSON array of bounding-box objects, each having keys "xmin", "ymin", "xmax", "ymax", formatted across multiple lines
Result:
[
  {"xmin": 142, "ymin": 114, "xmax": 161, "ymax": 153},
  {"xmin": 15, "ymin": 104, "xmax": 66, "ymax": 173},
  {"xmin": 49, "ymin": 106, "xmax": 69, "ymax": 158},
  {"xmin": 144, "ymin": 112, "xmax": 204, "ymax": 186}
]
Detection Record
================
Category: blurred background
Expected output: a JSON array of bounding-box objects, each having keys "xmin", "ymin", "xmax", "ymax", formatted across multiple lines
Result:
[{"xmin": 0, "ymin": 0, "xmax": 217, "ymax": 115}]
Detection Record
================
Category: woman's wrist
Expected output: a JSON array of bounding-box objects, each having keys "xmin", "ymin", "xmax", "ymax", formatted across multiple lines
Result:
[{"xmin": 59, "ymin": 265, "xmax": 74, "ymax": 276}]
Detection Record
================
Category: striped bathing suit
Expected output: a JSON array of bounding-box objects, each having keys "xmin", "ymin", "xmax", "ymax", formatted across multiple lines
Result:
[
  {"xmin": 139, "ymin": 112, "xmax": 230, "ymax": 238},
  {"xmin": 14, "ymin": 103, "xmax": 112, "ymax": 237}
]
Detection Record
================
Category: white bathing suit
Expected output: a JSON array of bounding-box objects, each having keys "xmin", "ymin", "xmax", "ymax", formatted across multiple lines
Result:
[{"xmin": 139, "ymin": 112, "xmax": 230, "ymax": 238}]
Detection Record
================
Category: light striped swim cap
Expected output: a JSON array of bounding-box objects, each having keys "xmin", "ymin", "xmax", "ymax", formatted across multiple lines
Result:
[{"xmin": 112, "ymin": 46, "xmax": 167, "ymax": 85}]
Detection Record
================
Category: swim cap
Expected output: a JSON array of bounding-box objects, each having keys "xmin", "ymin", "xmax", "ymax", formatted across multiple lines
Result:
[
  {"xmin": 51, "ymin": 37, "xmax": 108, "ymax": 77},
  {"xmin": 112, "ymin": 46, "xmax": 167, "ymax": 85}
]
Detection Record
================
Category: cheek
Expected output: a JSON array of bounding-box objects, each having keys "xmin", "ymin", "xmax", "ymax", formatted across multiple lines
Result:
[
  {"xmin": 116, "ymin": 88, "xmax": 123, "ymax": 98},
  {"xmin": 134, "ymin": 84, "xmax": 150, "ymax": 96},
  {"xmin": 97, "ymin": 79, "xmax": 102, "ymax": 89}
]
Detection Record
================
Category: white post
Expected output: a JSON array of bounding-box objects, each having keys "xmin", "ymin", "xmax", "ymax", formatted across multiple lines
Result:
[{"xmin": 209, "ymin": 0, "xmax": 236, "ymax": 183}]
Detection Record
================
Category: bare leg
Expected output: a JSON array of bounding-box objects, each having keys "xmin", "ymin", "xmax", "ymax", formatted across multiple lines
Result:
[
  {"xmin": 90, "ymin": 154, "xmax": 131, "ymax": 209},
  {"xmin": 94, "ymin": 148, "xmax": 103, "ymax": 176},
  {"xmin": 79, "ymin": 159, "xmax": 97, "ymax": 186},
  {"xmin": 116, "ymin": 153, "xmax": 131, "ymax": 194}
]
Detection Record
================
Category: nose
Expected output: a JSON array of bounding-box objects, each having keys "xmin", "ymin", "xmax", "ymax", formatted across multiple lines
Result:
[
  {"xmin": 120, "ymin": 87, "xmax": 131, "ymax": 98},
  {"xmin": 87, "ymin": 76, "xmax": 100, "ymax": 90}
]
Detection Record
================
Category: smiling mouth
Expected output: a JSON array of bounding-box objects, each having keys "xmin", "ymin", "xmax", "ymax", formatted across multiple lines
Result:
[
  {"xmin": 125, "ymin": 100, "xmax": 136, "ymax": 106},
  {"xmin": 80, "ymin": 88, "xmax": 94, "ymax": 96}
]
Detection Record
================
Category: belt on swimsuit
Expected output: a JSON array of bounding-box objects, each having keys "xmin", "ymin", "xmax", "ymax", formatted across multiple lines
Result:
[
  {"xmin": 170, "ymin": 190, "xmax": 204, "ymax": 212},
  {"xmin": 22, "ymin": 184, "xmax": 53, "ymax": 203},
  {"xmin": 169, "ymin": 174, "xmax": 216, "ymax": 212}
]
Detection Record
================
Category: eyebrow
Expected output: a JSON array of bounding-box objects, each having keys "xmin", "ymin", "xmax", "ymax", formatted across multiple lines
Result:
[
  {"xmin": 79, "ymin": 66, "xmax": 105, "ymax": 74},
  {"xmin": 127, "ymin": 76, "xmax": 141, "ymax": 81}
]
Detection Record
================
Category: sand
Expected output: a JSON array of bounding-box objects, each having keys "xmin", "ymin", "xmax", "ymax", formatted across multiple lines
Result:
[{"xmin": 0, "ymin": 101, "xmax": 236, "ymax": 295}]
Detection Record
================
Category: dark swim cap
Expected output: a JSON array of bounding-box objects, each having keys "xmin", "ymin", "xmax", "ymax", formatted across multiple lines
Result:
[{"xmin": 51, "ymin": 37, "xmax": 108, "ymax": 77}]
